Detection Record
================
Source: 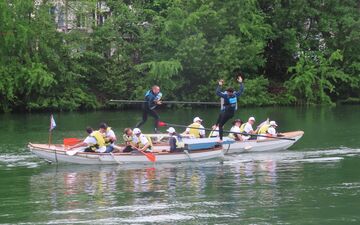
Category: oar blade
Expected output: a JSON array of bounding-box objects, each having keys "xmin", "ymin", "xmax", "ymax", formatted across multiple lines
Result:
[
  {"xmin": 142, "ymin": 152, "xmax": 156, "ymax": 162},
  {"xmin": 64, "ymin": 138, "xmax": 81, "ymax": 146},
  {"xmin": 158, "ymin": 121, "xmax": 167, "ymax": 127},
  {"xmin": 66, "ymin": 148, "xmax": 81, "ymax": 156}
]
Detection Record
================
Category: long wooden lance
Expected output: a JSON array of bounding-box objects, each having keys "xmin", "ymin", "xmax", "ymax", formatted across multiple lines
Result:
[{"xmin": 109, "ymin": 99, "xmax": 220, "ymax": 105}]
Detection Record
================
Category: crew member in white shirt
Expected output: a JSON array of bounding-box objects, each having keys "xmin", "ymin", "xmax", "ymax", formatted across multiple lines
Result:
[
  {"xmin": 229, "ymin": 119, "xmax": 243, "ymax": 141},
  {"xmin": 132, "ymin": 128, "xmax": 152, "ymax": 152},
  {"xmin": 257, "ymin": 121, "xmax": 278, "ymax": 140},
  {"xmin": 184, "ymin": 117, "xmax": 206, "ymax": 138},
  {"xmin": 268, "ymin": 121, "xmax": 278, "ymax": 135},
  {"xmin": 240, "ymin": 116, "xmax": 256, "ymax": 140}
]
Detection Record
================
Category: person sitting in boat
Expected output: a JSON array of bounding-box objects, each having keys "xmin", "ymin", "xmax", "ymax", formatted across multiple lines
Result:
[
  {"xmin": 240, "ymin": 117, "xmax": 256, "ymax": 140},
  {"xmin": 167, "ymin": 127, "xmax": 184, "ymax": 152},
  {"xmin": 99, "ymin": 123, "xmax": 117, "ymax": 153},
  {"xmin": 208, "ymin": 125, "xmax": 219, "ymax": 138},
  {"xmin": 132, "ymin": 128, "xmax": 153, "ymax": 152},
  {"xmin": 257, "ymin": 121, "xmax": 278, "ymax": 140},
  {"xmin": 122, "ymin": 128, "xmax": 137, "ymax": 153},
  {"xmin": 229, "ymin": 119, "xmax": 243, "ymax": 141},
  {"xmin": 184, "ymin": 117, "xmax": 205, "ymax": 138},
  {"xmin": 68, "ymin": 127, "xmax": 106, "ymax": 153}
]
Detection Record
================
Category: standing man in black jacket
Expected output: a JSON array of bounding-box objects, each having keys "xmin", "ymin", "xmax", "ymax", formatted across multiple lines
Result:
[
  {"xmin": 215, "ymin": 74, "xmax": 244, "ymax": 141},
  {"xmin": 135, "ymin": 85, "xmax": 162, "ymax": 133}
]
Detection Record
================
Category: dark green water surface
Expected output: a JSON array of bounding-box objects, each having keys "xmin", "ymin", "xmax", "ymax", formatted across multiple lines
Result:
[{"xmin": 0, "ymin": 106, "xmax": 359, "ymax": 224}]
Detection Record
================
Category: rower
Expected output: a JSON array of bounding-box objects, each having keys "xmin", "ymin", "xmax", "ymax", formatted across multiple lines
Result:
[
  {"xmin": 240, "ymin": 117, "xmax": 256, "ymax": 140},
  {"xmin": 257, "ymin": 121, "xmax": 278, "ymax": 140},
  {"xmin": 99, "ymin": 123, "xmax": 117, "ymax": 153},
  {"xmin": 209, "ymin": 124, "xmax": 219, "ymax": 138},
  {"xmin": 122, "ymin": 128, "xmax": 137, "ymax": 152},
  {"xmin": 184, "ymin": 117, "xmax": 205, "ymax": 138},
  {"xmin": 132, "ymin": 128, "xmax": 153, "ymax": 152},
  {"xmin": 166, "ymin": 127, "xmax": 184, "ymax": 152},
  {"xmin": 68, "ymin": 127, "xmax": 106, "ymax": 153},
  {"xmin": 229, "ymin": 119, "xmax": 243, "ymax": 141}
]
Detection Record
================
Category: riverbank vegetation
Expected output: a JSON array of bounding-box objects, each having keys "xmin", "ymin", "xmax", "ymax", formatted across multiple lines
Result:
[{"xmin": 1, "ymin": 0, "xmax": 359, "ymax": 112}]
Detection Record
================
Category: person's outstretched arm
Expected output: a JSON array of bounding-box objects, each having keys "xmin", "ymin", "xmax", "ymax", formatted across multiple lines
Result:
[
  {"xmin": 235, "ymin": 76, "xmax": 244, "ymax": 97},
  {"xmin": 216, "ymin": 79, "xmax": 228, "ymax": 98}
]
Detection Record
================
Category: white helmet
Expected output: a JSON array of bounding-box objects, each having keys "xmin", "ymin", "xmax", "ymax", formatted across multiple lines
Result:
[
  {"xmin": 133, "ymin": 128, "xmax": 141, "ymax": 134},
  {"xmin": 270, "ymin": 121, "xmax": 278, "ymax": 126},
  {"xmin": 166, "ymin": 127, "xmax": 176, "ymax": 134},
  {"xmin": 193, "ymin": 117, "xmax": 203, "ymax": 123}
]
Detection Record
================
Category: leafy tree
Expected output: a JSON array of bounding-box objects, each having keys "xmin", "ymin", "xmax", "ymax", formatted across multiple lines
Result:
[
  {"xmin": 0, "ymin": 0, "xmax": 359, "ymax": 112},
  {"xmin": 285, "ymin": 50, "xmax": 352, "ymax": 104}
]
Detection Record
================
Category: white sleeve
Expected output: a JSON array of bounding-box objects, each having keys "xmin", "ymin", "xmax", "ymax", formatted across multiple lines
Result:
[
  {"xmin": 132, "ymin": 136, "xmax": 138, "ymax": 144},
  {"xmin": 185, "ymin": 127, "xmax": 190, "ymax": 133},
  {"xmin": 232, "ymin": 126, "xmax": 240, "ymax": 132},
  {"xmin": 244, "ymin": 124, "xmax": 253, "ymax": 133},
  {"xmin": 199, "ymin": 125, "xmax": 205, "ymax": 135},
  {"xmin": 268, "ymin": 127, "xmax": 276, "ymax": 135},
  {"xmin": 107, "ymin": 130, "xmax": 116, "ymax": 138},
  {"xmin": 140, "ymin": 135, "xmax": 149, "ymax": 145},
  {"xmin": 83, "ymin": 136, "xmax": 96, "ymax": 145}
]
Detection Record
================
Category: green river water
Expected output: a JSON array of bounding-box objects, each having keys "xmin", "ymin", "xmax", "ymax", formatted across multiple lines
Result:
[{"xmin": 0, "ymin": 105, "xmax": 360, "ymax": 224}]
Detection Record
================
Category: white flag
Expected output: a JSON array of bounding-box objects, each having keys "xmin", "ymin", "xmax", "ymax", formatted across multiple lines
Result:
[{"xmin": 49, "ymin": 114, "xmax": 56, "ymax": 131}]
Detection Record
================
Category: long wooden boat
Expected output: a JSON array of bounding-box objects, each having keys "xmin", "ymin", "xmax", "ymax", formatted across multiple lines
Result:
[{"xmin": 28, "ymin": 139, "xmax": 234, "ymax": 165}]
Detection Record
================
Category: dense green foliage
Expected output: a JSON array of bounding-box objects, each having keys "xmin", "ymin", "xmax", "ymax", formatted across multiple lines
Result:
[{"xmin": 0, "ymin": 0, "xmax": 359, "ymax": 112}]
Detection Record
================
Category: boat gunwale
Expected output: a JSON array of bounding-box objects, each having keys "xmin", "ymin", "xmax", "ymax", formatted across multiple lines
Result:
[{"xmin": 28, "ymin": 143, "xmax": 224, "ymax": 157}]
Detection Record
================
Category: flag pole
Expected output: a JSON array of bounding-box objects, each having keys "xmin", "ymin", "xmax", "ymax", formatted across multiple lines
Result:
[
  {"xmin": 48, "ymin": 114, "xmax": 52, "ymax": 147},
  {"xmin": 49, "ymin": 114, "xmax": 56, "ymax": 147},
  {"xmin": 48, "ymin": 130, "xmax": 52, "ymax": 147}
]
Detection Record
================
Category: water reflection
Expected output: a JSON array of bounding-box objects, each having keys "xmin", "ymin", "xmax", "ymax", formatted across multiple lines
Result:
[{"xmin": 27, "ymin": 158, "xmax": 297, "ymax": 224}]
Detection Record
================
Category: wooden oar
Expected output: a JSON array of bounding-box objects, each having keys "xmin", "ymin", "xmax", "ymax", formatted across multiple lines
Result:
[
  {"xmin": 66, "ymin": 148, "xmax": 84, "ymax": 156},
  {"xmin": 109, "ymin": 99, "xmax": 220, "ymax": 105},
  {"xmin": 158, "ymin": 121, "xmax": 296, "ymax": 141},
  {"xmin": 110, "ymin": 152, "xmax": 122, "ymax": 164},
  {"xmin": 136, "ymin": 149, "xmax": 156, "ymax": 162},
  {"xmin": 183, "ymin": 150, "xmax": 192, "ymax": 161}
]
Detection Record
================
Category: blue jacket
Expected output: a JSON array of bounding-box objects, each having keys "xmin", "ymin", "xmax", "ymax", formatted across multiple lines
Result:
[
  {"xmin": 216, "ymin": 83, "xmax": 244, "ymax": 112},
  {"xmin": 144, "ymin": 90, "xmax": 162, "ymax": 110}
]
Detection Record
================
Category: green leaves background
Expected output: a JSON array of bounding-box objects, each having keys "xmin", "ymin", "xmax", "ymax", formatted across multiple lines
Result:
[{"xmin": 0, "ymin": 0, "xmax": 359, "ymax": 112}]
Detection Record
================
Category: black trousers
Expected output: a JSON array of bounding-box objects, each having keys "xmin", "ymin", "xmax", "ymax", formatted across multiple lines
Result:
[
  {"xmin": 135, "ymin": 106, "xmax": 159, "ymax": 132},
  {"xmin": 123, "ymin": 145, "xmax": 134, "ymax": 153},
  {"xmin": 217, "ymin": 110, "xmax": 235, "ymax": 140}
]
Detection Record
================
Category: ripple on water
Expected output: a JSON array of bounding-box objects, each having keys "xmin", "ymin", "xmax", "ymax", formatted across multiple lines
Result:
[
  {"xmin": 44, "ymin": 201, "xmax": 238, "ymax": 224},
  {"xmin": 224, "ymin": 147, "xmax": 360, "ymax": 165},
  {"xmin": 0, "ymin": 154, "xmax": 42, "ymax": 169},
  {"xmin": 51, "ymin": 201, "xmax": 232, "ymax": 215}
]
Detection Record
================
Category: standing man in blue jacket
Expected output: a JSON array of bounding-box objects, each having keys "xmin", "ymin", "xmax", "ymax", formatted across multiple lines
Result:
[
  {"xmin": 135, "ymin": 85, "xmax": 162, "ymax": 133},
  {"xmin": 216, "ymin": 74, "xmax": 244, "ymax": 141}
]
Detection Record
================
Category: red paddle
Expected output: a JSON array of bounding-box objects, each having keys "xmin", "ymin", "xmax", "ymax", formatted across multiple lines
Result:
[
  {"xmin": 138, "ymin": 150, "xmax": 156, "ymax": 162},
  {"xmin": 63, "ymin": 138, "xmax": 82, "ymax": 146}
]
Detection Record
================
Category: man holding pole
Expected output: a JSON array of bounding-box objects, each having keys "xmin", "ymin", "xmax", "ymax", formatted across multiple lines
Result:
[{"xmin": 135, "ymin": 85, "xmax": 163, "ymax": 133}]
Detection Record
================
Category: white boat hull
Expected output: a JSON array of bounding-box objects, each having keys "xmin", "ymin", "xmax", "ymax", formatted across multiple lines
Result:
[
  {"xmin": 28, "ymin": 143, "xmax": 224, "ymax": 165},
  {"xmin": 146, "ymin": 131, "xmax": 304, "ymax": 154},
  {"xmin": 224, "ymin": 131, "xmax": 304, "ymax": 154}
]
